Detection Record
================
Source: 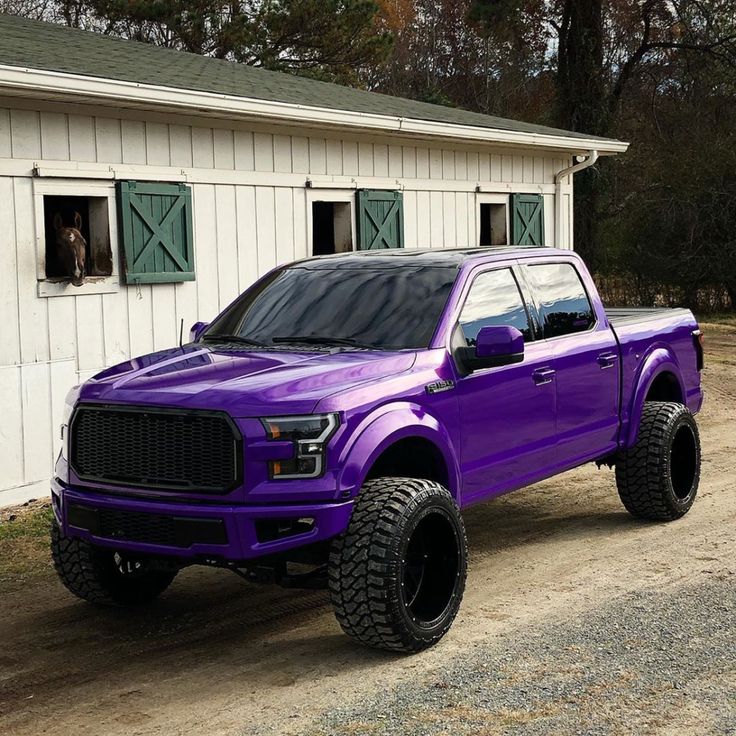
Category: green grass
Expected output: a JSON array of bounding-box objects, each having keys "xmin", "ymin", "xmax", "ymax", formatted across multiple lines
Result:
[
  {"xmin": 0, "ymin": 503, "xmax": 54, "ymax": 541},
  {"xmin": 696, "ymin": 312, "xmax": 736, "ymax": 328},
  {"xmin": 0, "ymin": 503, "xmax": 55, "ymax": 585}
]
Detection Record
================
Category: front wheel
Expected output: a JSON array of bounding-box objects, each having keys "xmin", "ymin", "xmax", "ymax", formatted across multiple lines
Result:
[
  {"xmin": 329, "ymin": 478, "xmax": 467, "ymax": 652},
  {"xmin": 616, "ymin": 401, "xmax": 701, "ymax": 521},
  {"xmin": 51, "ymin": 521, "xmax": 177, "ymax": 606}
]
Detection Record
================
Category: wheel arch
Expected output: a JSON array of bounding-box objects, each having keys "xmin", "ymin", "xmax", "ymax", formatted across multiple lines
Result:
[
  {"xmin": 625, "ymin": 348, "xmax": 686, "ymax": 447},
  {"xmin": 337, "ymin": 403, "xmax": 461, "ymax": 501}
]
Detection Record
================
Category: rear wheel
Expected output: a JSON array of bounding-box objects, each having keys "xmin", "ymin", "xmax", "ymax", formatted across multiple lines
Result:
[
  {"xmin": 329, "ymin": 478, "xmax": 467, "ymax": 652},
  {"xmin": 51, "ymin": 520, "xmax": 177, "ymax": 606},
  {"xmin": 616, "ymin": 401, "xmax": 701, "ymax": 521}
]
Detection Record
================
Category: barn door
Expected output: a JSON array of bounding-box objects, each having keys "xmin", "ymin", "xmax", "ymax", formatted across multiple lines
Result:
[
  {"xmin": 356, "ymin": 190, "xmax": 404, "ymax": 250},
  {"xmin": 511, "ymin": 193, "xmax": 545, "ymax": 246},
  {"xmin": 117, "ymin": 181, "xmax": 195, "ymax": 283}
]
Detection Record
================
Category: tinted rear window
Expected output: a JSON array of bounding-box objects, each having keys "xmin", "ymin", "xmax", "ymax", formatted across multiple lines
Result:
[{"xmin": 525, "ymin": 262, "xmax": 595, "ymax": 338}]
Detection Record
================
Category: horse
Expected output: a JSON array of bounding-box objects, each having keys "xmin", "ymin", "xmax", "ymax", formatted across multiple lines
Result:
[{"xmin": 52, "ymin": 211, "xmax": 87, "ymax": 286}]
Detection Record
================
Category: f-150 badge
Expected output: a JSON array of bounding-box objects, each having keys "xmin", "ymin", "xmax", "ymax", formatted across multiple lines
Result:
[{"xmin": 425, "ymin": 380, "xmax": 455, "ymax": 395}]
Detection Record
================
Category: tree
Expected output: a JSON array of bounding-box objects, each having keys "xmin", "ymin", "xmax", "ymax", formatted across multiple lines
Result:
[
  {"xmin": 52, "ymin": 0, "xmax": 392, "ymax": 84},
  {"xmin": 371, "ymin": 0, "xmax": 553, "ymax": 121},
  {"xmin": 470, "ymin": 0, "xmax": 736, "ymax": 271},
  {"xmin": 602, "ymin": 41, "xmax": 736, "ymax": 309}
]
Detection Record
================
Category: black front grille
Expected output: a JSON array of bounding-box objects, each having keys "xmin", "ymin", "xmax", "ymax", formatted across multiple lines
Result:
[
  {"xmin": 67, "ymin": 503, "xmax": 228, "ymax": 548},
  {"xmin": 70, "ymin": 404, "xmax": 241, "ymax": 493}
]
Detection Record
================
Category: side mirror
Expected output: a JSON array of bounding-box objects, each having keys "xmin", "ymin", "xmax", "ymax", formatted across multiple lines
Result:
[
  {"xmin": 457, "ymin": 325, "xmax": 524, "ymax": 373},
  {"xmin": 189, "ymin": 321, "xmax": 209, "ymax": 342}
]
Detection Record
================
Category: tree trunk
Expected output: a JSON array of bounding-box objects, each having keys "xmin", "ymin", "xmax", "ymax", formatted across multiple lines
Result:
[{"xmin": 556, "ymin": 0, "xmax": 607, "ymax": 268}]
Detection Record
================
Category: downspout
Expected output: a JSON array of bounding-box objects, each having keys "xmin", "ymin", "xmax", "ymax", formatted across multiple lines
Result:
[{"xmin": 554, "ymin": 150, "xmax": 598, "ymax": 248}]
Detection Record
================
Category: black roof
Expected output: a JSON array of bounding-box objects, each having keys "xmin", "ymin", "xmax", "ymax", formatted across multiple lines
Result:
[{"xmin": 296, "ymin": 246, "xmax": 571, "ymax": 269}]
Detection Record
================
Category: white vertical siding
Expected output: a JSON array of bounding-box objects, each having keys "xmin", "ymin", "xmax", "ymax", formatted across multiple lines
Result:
[
  {"xmin": 21, "ymin": 361, "xmax": 53, "ymax": 476},
  {"xmin": 0, "ymin": 176, "xmax": 21, "ymax": 364},
  {"xmin": 213, "ymin": 129, "xmax": 235, "ymax": 170},
  {"xmin": 215, "ymin": 184, "xmax": 240, "ymax": 308},
  {"xmin": 95, "ymin": 117, "xmax": 122, "ymax": 163},
  {"xmin": 0, "ymin": 108, "xmax": 11, "ymax": 156},
  {"xmin": 68, "ymin": 115, "xmax": 96, "ymax": 162},
  {"xmin": 145, "ymin": 122, "xmax": 170, "ymax": 166},
  {"xmin": 40, "ymin": 112, "xmax": 69, "ymax": 160},
  {"xmin": 121, "ymin": 120, "xmax": 145, "ymax": 164},
  {"xmin": 235, "ymin": 186, "xmax": 259, "ymax": 290},
  {"xmin": 291, "ymin": 137, "xmax": 309, "ymax": 174},
  {"xmin": 0, "ymin": 101, "xmax": 573, "ymax": 500},
  {"xmin": 10, "ymin": 109, "xmax": 41, "ymax": 158},
  {"xmin": 0, "ymin": 366, "xmax": 24, "ymax": 490},
  {"xmin": 15, "ymin": 177, "xmax": 49, "ymax": 363},
  {"xmin": 253, "ymin": 132, "xmax": 273, "ymax": 171},
  {"xmin": 342, "ymin": 141, "xmax": 358, "ymax": 175}
]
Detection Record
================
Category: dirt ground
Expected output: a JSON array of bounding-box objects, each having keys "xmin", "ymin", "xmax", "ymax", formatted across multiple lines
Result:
[{"xmin": 1, "ymin": 322, "xmax": 734, "ymax": 736}]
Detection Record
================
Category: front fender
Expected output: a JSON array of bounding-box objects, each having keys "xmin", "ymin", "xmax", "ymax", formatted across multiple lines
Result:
[
  {"xmin": 624, "ymin": 348, "xmax": 685, "ymax": 447},
  {"xmin": 337, "ymin": 402, "xmax": 461, "ymax": 500}
]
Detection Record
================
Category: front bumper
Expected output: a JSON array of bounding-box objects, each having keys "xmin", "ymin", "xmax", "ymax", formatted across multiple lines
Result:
[{"xmin": 51, "ymin": 478, "xmax": 354, "ymax": 562}]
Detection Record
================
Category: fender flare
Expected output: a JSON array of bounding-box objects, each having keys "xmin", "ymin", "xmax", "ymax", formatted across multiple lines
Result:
[
  {"xmin": 624, "ymin": 348, "xmax": 686, "ymax": 447},
  {"xmin": 337, "ymin": 402, "xmax": 461, "ymax": 500}
]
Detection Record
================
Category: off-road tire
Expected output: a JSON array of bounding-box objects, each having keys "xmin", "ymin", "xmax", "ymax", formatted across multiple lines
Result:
[
  {"xmin": 329, "ymin": 478, "xmax": 467, "ymax": 652},
  {"xmin": 616, "ymin": 401, "xmax": 701, "ymax": 521},
  {"xmin": 51, "ymin": 520, "xmax": 177, "ymax": 606}
]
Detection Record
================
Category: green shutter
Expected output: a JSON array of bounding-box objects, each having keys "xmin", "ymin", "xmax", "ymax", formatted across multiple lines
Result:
[
  {"xmin": 511, "ymin": 193, "xmax": 545, "ymax": 246},
  {"xmin": 117, "ymin": 180, "xmax": 195, "ymax": 284},
  {"xmin": 356, "ymin": 190, "xmax": 404, "ymax": 250}
]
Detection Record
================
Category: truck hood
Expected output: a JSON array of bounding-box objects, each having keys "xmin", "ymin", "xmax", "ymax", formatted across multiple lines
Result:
[{"xmin": 78, "ymin": 344, "xmax": 417, "ymax": 416}]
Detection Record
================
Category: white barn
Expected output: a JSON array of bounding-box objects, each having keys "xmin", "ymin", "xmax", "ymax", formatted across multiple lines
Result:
[{"xmin": 0, "ymin": 15, "xmax": 628, "ymax": 505}]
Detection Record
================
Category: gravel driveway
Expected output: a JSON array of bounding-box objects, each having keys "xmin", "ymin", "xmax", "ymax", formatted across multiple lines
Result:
[{"xmin": 317, "ymin": 577, "xmax": 736, "ymax": 735}]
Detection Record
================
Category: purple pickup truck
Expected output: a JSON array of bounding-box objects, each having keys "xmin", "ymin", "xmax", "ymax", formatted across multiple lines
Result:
[{"xmin": 51, "ymin": 247, "xmax": 704, "ymax": 651}]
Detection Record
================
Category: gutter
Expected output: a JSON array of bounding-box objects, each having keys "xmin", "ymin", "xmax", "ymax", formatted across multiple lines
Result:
[
  {"xmin": 0, "ymin": 65, "xmax": 629, "ymax": 155},
  {"xmin": 554, "ymin": 150, "xmax": 599, "ymax": 247}
]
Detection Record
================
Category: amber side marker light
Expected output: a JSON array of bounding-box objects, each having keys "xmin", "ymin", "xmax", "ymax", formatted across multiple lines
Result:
[{"xmin": 260, "ymin": 414, "xmax": 340, "ymax": 479}]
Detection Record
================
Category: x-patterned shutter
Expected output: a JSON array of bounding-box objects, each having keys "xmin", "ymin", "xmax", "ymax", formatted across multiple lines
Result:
[
  {"xmin": 511, "ymin": 193, "xmax": 545, "ymax": 246},
  {"xmin": 356, "ymin": 190, "xmax": 404, "ymax": 250},
  {"xmin": 117, "ymin": 181, "xmax": 195, "ymax": 283}
]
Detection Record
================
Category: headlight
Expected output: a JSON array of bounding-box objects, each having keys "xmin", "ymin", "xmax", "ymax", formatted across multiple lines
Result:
[
  {"xmin": 260, "ymin": 414, "xmax": 339, "ymax": 479},
  {"xmin": 60, "ymin": 386, "xmax": 80, "ymax": 461}
]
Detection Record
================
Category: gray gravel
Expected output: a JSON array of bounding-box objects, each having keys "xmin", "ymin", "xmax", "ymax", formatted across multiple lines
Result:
[{"xmin": 315, "ymin": 576, "xmax": 736, "ymax": 736}]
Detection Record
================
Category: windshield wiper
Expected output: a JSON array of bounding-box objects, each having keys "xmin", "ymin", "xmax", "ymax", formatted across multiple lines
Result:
[
  {"xmin": 201, "ymin": 334, "xmax": 266, "ymax": 347},
  {"xmin": 272, "ymin": 334, "xmax": 377, "ymax": 350}
]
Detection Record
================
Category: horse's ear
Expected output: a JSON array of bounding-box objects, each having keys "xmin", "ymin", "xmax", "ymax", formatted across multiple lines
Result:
[
  {"xmin": 73, "ymin": 211, "xmax": 82, "ymax": 230},
  {"xmin": 53, "ymin": 212, "xmax": 63, "ymax": 230}
]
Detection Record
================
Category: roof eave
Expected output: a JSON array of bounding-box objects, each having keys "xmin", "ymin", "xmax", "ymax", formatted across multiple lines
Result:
[{"xmin": 0, "ymin": 64, "xmax": 630, "ymax": 155}]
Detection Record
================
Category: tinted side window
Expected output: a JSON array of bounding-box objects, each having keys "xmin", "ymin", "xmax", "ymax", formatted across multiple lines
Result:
[
  {"xmin": 525, "ymin": 263, "xmax": 595, "ymax": 338},
  {"xmin": 459, "ymin": 268, "xmax": 532, "ymax": 345}
]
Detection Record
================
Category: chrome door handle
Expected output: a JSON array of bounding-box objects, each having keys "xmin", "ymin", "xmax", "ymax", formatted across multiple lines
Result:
[
  {"xmin": 532, "ymin": 367, "xmax": 556, "ymax": 385},
  {"xmin": 597, "ymin": 352, "xmax": 618, "ymax": 369}
]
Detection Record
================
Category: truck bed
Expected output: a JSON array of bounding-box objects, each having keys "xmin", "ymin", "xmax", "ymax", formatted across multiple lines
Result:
[
  {"xmin": 606, "ymin": 306, "xmax": 692, "ymax": 327},
  {"xmin": 605, "ymin": 305, "xmax": 701, "ymax": 443}
]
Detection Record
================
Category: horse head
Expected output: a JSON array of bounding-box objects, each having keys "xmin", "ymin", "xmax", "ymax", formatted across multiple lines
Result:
[{"xmin": 53, "ymin": 212, "xmax": 87, "ymax": 286}]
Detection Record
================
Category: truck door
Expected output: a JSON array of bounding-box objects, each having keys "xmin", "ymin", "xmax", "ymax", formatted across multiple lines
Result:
[
  {"xmin": 453, "ymin": 266, "xmax": 557, "ymax": 504},
  {"xmin": 522, "ymin": 262, "xmax": 620, "ymax": 466}
]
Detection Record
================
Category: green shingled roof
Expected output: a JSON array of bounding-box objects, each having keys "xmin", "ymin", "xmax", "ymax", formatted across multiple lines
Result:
[{"xmin": 0, "ymin": 14, "xmax": 621, "ymax": 145}]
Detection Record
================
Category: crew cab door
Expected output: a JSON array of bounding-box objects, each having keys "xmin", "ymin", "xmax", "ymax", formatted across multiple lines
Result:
[
  {"xmin": 452, "ymin": 266, "xmax": 556, "ymax": 504},
  {"xmin": 521, "ymin": 261, "xmax": 620, "ymax": 465}
]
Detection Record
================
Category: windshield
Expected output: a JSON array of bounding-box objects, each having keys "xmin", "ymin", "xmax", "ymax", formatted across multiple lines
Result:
[{"xmin": 204, "ymin": 263, "xmax": 458, "ymax": 350}]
